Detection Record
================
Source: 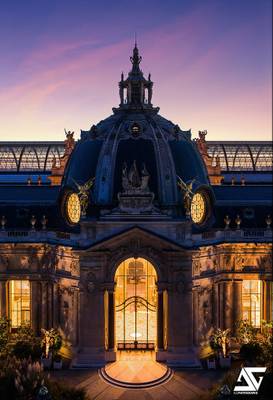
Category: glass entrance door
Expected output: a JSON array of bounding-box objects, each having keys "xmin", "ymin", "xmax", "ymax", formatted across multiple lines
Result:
[{"xmin": 115, "ymin": 258, "xmax": 157, "ymax": 350}]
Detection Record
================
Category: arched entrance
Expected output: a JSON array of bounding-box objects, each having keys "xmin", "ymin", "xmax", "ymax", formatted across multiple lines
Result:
[{"xmin": 114, "ymin": 257, "xmax": 157, "ymax": 350}]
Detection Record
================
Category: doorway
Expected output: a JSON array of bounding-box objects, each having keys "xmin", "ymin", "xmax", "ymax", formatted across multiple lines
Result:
[{"xmin": 115, "ymin": 257, "xmax": 157, "ymax": 350}]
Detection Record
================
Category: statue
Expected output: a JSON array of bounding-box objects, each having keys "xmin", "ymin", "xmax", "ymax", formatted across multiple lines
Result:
[
  {"xmin": 235, "ymin": 214, "xmax": 242, "ymax": 230},
  {"xmin": 73, "ymin": 177, "xmax": 95, "ymax": 217},
  {"xmin": 128, "ymin": 160, "xmax": 141, "ymax": 188},
  {"xmin": 52, "ymin": 155, "xmax": 57, "ymax": 169},
  {"xmin": 224, "ymin": 215, "xmax": 231, "ymax": 230},
  {"xmin": 121, "ymin": 161, "xmax": 150, "ymax": 193},
  {"xmin": 64, "ymin": 129, "xmax": 75, "ymax": 156},
  {"xmin": 41, "ymin": 329, "xmax": 52, "ymax": 359},
  {"xmin": 140, "ymin": 164, "xmax": 150, "ymax": 190},
  {"xmin": 195, "ymin": 130, "xmax": 208, "ymax": 156},
  {"xmin": 116, "ymin": 161, "xmax": 156, "ymax": 214},
  {"xmin": 177, "ymin": 175, "xmax": 195, "ymax": 217}
]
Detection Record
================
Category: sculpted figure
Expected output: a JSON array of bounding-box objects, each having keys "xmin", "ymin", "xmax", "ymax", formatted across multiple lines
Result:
[
  {"xmin": 73, "ymin": 177, "xmax": 95, "ymax": 217},
  {"xmin": 64, "ymin": 129, "xmax": 75, "ymax": 156},
  {"xmin": 196, "ymin": 130, "xmax": 208, "ymax": 156},
  {"xmin": 140, "ymin": 163, "xmax": 150, "ymax": 191},
  {"xmin": 128, "ymin": 160, "xmax": 141, "ymax": 188},
  {"xmin": 121, "ymin": 161, "xmax": 150, "ymax": 193},
  {"xmin": 177, "ymin": 175, "xmax": 195, "ymax": 216}
]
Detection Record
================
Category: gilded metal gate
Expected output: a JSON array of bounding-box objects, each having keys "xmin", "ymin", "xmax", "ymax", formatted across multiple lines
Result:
[{"xmin": 115, "ymin": 258, "xmax": 157, "ymax": 350}]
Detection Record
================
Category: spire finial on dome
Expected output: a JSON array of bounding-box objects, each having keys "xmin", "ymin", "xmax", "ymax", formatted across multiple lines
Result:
[{"xmin": 130, "ymin": 35, "xmax": 142, "ymax": 69}]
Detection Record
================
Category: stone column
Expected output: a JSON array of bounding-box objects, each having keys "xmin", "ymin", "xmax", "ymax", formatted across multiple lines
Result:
[
  {"xmin": 41, "ymin": 281, "xmax": 48, "ymax": 329},
  {"xmin": 52, "ymin": 281, "xmax": 59, "ymax": 327},
  {"xmin": 31, "ymin": 281, "xmax": 40, "ymax": 335},
  {"xmin": 223, "ymin": 281, "xmax": 232, "ymax": 329},
  {"xmin": 219, "ymin": 281, "xmax": 224, "ymax": 329},
  {"xmin": 0, "ymin": 280, "xmax": 7, "ymax": 318},
  {"xmin": 108, "ymin": 289, "xmax": 115, "ymax": 351},
  {"xmin": 212, "ymin": 283, "xmax": 219, "ymax": 328},
  {"xmin": 233, "ymin": 280, "xmax": 242, "ymax": 333},
  {"xmin": 47, "ymin": 282, "xmax": 53, "ymax": 328},
  {"xmin": 157, "ymin": 289, "xmax": 164, "ymax": 350},
  {"xmin": 72, "ymin": 288, "xmax": 79, "ymax": 346},
  {"xmin": 263, "ymin": 281, "xmax": 272, "ymax": 321},
  {"xmin": 192, "ymin": 287, "xmax": 199, "ymax": 346},
  {"xmin": 163, "ymin": 289, "xmax": 168, "ymax": 351}
]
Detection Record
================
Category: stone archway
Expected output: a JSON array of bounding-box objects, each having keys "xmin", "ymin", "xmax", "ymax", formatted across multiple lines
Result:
[{"xmin": 114, "ymin": 257, "xmax": 157, "ymax": 351}]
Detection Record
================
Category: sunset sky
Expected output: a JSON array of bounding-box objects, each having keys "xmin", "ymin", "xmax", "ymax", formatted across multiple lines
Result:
[{"xmin": 0, "ymin": 0, "xmax": 271, "ymax": 142}]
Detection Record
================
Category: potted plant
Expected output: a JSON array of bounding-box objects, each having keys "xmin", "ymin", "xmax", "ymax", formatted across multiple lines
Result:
[
  {"xmin": 53, "ymin": 353, "xmax": 63, "ymax": 370},
  {"xmin": 199, "ymin": 344, "xmax": 217, "ymax": 369},
  {"xmin": 206, "ymin": 356, "xmax": 217, "ymax": 369},
  {"xmin": 210, "ymin": 328, "xmax": 231, "ymax": 368}
]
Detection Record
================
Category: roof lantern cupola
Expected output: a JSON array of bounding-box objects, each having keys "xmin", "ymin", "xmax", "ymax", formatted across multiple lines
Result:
[{"xmin": 117, "ymin": 43, "xmax": 156, "ymax": 112}]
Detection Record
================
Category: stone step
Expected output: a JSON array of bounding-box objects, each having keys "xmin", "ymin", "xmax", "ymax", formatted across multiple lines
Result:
[{"xmin": 99, "ymin": 365, "xmax": 174, "ymax": 389}]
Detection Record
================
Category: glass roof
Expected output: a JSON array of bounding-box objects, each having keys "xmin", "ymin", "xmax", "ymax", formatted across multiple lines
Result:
[
  {"xmin": 0, "ymin": 141, "xmax": 272, "ymax": 172},
  {"xmin": 207, "ymin": 141, "xmax": 272, "ymax": 172},
  {"xmin": 0, "ymin": 142, "xmax": 64, "ymax": 172}
]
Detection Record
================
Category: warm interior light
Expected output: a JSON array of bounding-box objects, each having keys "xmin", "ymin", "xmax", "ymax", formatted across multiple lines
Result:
[
  {"xmin": 115, "ymin": 258, "xmax": 157, "ymax": 348},
  {"xmin": 130, "ymin": 332, "xmax": 142, "ymax": 338}
]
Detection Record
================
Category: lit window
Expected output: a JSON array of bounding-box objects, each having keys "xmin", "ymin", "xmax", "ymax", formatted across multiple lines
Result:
[
  {"xmin": 9, "ymin": 280, "xmax": 31, "ymax": 328},
  {"xmin": 191, "ymin": 192, "xmax": 206, "ymax": 224},
  {"xmin": 66, "ymin": 192, "xmax": 81, "ymax": 224},
  {"xmin": 242, "ymin": 280, "xmax": 261, "ymax": 328}
]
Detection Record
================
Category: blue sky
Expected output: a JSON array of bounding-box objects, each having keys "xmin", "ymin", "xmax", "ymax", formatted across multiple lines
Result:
[{"xmin": 0, "ymin": 0, "xmax": 271, "ymax": 141}]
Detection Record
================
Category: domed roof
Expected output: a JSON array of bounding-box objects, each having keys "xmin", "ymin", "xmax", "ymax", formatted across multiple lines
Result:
[{"xmin": 63, "ymin": 45, "xmax": 209, "ymax": 208}]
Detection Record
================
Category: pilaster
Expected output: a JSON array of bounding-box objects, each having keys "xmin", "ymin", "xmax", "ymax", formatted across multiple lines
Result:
[{"xmin": 0, "ymin": 280, "xmax": 7, "ymax": 318}]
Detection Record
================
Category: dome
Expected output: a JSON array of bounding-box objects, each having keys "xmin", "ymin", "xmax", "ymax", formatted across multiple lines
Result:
[{"xmin": 63, "ymin": 45, "xmax": 210, "ymax": 209}]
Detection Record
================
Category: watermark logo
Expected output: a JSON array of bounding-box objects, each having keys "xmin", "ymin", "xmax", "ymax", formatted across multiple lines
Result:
[{"xmin": 233, "ymin": 367, "xmax": 267, "ymax": 395}]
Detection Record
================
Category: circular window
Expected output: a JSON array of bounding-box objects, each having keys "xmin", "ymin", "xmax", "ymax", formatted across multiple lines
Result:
[
  {"xmin": 65, "ymin": 192, "xmax": 81, "ymax": 224},
  {"xmin": 190, "ymin": 192, "xmax": 207, "ymax": 224}
]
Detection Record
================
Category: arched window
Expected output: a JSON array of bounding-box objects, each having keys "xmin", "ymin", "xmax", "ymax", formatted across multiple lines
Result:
[{"xmin": 9, "ymin": 280, "xmax": 31, "ymax": 328}]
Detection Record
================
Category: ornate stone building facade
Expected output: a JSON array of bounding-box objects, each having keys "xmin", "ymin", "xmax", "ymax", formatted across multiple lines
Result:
[{"xmin": 0, "ymin": 45, "xmax": 272, "ymax": 367}]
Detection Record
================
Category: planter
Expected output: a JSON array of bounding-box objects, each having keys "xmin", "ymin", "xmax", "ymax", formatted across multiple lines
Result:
[
  {"xmin": 206, "ymin": 358, "xmax": 216, "ymax": 369},
  {"xmin": 53, "ymin": 360, "xmax": 63, "ymax": 370},
  {"xmin": 219, "ymin": 356, "xmax": 231, "ymax": 368},
  {"xmin": 41, "ymin": 357, "xmax": 52, "ymax": 369}
]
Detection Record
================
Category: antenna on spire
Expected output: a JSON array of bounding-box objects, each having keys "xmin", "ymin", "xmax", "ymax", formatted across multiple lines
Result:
[{"xmin": 134, "ymin": 32, "xmax": 137, "ymax": 48}]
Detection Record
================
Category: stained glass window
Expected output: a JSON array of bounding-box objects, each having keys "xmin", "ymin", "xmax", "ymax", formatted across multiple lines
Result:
[
  {"xmin": 66, "ymin": 193, "xmax": 81, "ymax": 224},
  {"xmin": 9, "ymin": 280, "xmax": 31, "ymax": 328},
  {"xmin": 242, "ymin": 280, "xmax": 261, "ymax": 327},
  {"xmin": 191, "ymin": 192, "xmax": 206, "ymax": 224}
]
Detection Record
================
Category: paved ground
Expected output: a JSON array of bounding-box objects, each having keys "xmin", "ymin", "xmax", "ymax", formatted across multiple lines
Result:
[
  {"xmin": 50, "ymin": 349, "xmax": 224, "ymax": 399},
  {"xmin": 51, "ymin": 367, "xmax": 224, "ymax": 399},
  {"xmin": 104, "ymin": 351, "xmax": 168, "ymax": 383}
]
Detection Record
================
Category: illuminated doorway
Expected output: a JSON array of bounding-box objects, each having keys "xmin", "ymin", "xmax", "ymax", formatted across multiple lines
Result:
[{"xmin": 115, "ymin": 257, "xmax": 157, "ymax": 350}]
